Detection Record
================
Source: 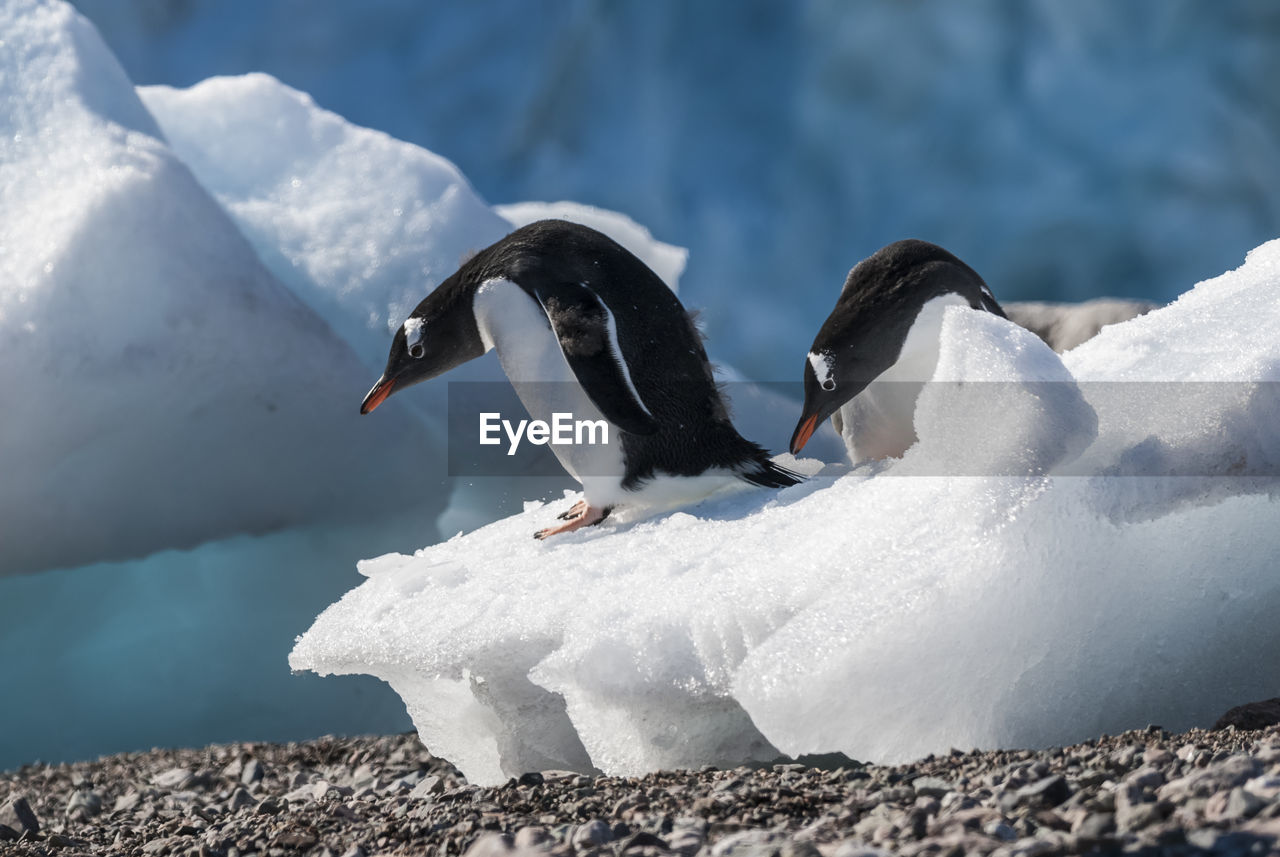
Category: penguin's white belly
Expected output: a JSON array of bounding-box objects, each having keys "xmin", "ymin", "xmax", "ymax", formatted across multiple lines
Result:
[
  {"xmin": 472, "ymin": 278, "xmax": 628, "ymax": 500},
  {"xmin": 837, "ymin": 294, "xmax": 967, "ymax": 462}
]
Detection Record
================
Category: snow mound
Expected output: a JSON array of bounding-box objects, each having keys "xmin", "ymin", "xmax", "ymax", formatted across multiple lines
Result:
[
  {"xmin": 0, "ymin": 2, "xmax": 437, "ymax": 574},
  {"xmin": 139, "ymin": 73, "xmax": 512, "ymax": 367},
  {"xmin": 293, "ymin": 240, "xmax": 1280, "ymax": 784}
]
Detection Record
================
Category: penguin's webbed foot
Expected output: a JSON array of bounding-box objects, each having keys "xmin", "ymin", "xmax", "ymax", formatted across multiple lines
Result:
[
  {"xmin": 556, "ymin": 500, "xmax": 587, "ymax": 520},
  {"xmin": 534, "ymin": 505, "xmax": 612, "ymax": 540}
]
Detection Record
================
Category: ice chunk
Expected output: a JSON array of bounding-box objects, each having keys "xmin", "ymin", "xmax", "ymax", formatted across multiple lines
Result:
[
  {"xmin": 0, "ymin": 2, "xmax": 440, "ymax": 574},
  {"xmin": 139, "ymin": 73, "xmax": 512, "ymax": 367},
  {"xmin": 295, "ymin": 240, "xmax": 1280, "ymax": 783},
  {"xmin": 893, "ymin": 309, "xmax": 1098, "ymax": 476}
]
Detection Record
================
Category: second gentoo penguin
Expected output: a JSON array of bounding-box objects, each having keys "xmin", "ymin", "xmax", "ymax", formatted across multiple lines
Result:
[
  {"xmin": 362, "ymin": 219, "xmax": 799, "ymax": 539},
  {"xmin": 790, "ymin": 239, "xmax": 1005, "ymax": 462}
]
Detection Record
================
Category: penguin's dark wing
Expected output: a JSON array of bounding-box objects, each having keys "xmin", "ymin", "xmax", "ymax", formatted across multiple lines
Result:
[{"xmin": 528, "ymin": 281, "xmax": 660, "ymax": 436}]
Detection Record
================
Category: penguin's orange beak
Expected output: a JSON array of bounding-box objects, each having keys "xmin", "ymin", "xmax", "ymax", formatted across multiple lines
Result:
[
  {"xmin": 360, "ymin": 376, "xmax": 396, "ymax": 414},
  {"xmin": 790, "ymin": 412, "xmax": 820, "ymax": 455}
]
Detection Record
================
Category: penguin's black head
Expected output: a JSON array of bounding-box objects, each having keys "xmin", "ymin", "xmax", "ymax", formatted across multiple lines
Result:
[
  {"xmin": 790, "ymin": 336, "xmax": 869, "ymax": 455},
  {"xmin": 789, "ymin": 239, "xmax": 1003, "ymax": 454},
  {"xmin": 360, "ymin": 273, "xmax": 486, "ymax": 414}
]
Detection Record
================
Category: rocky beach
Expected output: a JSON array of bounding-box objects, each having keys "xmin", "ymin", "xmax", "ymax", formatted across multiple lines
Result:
[{"xmin": 3, "ymin": 708, "xmax": 1279, "ymax": 857}]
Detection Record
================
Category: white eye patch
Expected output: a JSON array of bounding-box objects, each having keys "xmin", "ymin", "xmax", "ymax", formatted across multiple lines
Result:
[
  {"xmin": 404, "ymin": 317, "xmax": 426, "ymax": 358},
  {"xmin": 808, "ymin": 350, "xmax": 836, "ymax": 391}
]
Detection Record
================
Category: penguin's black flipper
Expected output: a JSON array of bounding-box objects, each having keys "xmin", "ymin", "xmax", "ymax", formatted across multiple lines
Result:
[{"xmin": 529, "ymin": 281, "xmax": 660, "ymax": 436}]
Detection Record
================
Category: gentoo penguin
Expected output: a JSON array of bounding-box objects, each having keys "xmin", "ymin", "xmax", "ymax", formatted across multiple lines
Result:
[
  {"xmin": 790, "ymin": 239, "xmax": 1005, "ymax": 461},
  {"xmin": 362, "ymin": 219, "xmax": 798, "ymax": 539}
]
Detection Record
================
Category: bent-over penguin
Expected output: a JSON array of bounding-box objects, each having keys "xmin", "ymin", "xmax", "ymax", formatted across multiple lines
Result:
[
  {"xmin": 362, "ymin": 219, "xmax": 799, "ymax": 539},
  {"xmin": 790, "ymin": 239, "xmax": 1006, "ymax": 462}
]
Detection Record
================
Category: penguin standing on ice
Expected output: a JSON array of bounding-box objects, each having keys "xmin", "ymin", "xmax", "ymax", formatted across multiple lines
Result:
[
  {"xmin": 790, "ymin": 239, "xmax": 1005, "ymax": 462},
  {"xmin": 362, "ymin": 219, "xmax": 798, "ymax": 539}
]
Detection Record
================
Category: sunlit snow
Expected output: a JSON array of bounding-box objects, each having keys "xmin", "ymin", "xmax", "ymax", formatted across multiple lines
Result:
[
  {"xmin": 0, "ymin": 0, "xmax": 437, "ymax": 575},
  {"xmin": 293, "ymin": 243, "xmax": 1280, "ymax": 784}
]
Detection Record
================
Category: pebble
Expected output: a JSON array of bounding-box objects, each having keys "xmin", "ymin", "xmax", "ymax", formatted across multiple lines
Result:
[
  {"xmin": 240, "ymin": 758, "xmax": 263, "ymax": 785},
  {"xmin": 65, "ymin": 788, "xmax": 103, "ymax": 819},
  {"xmin": 0, "ymin": 724, "xmax": 1276, "ymax": 856},
  {"xmin": 571, "ymin": 819, "xmax": 613, "ymax": 850},
  {"xmin": 151, "ymin": 767, "xmax": 195, "ymax": 790},
  {"xmin": 0, "ymin": 795, "xmax": 40, "ymax": 835}
]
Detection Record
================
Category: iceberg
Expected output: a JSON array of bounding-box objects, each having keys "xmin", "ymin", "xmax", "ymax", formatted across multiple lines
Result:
[
  {"xmin": 0, "ymin": 0, "xmax": 439, "ymax": 576},
  {"xmin": 293, "ymin": 241, "xmax": 1280, "ymax": 784},
  {"xmin": 138, "ymin": 73, "xmax": 512, "ymax": 369}
]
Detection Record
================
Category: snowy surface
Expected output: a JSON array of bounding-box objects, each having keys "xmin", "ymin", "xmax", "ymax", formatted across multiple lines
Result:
[
  {"xmin": 138, "ymin": 74, "xmax": 510, "ymax": 368},
  {"xmin": 293, "ymin": 242, "xmax": 1280, "ymax": 784},
  {"xmin": 0, "ymin": 0, "xmax": 438, "ymax": 575}
]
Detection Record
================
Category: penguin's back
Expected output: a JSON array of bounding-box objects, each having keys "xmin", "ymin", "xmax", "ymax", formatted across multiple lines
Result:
[{"xmin": 481, "ymin": 220, "xmax": 791, "ymax": 488}]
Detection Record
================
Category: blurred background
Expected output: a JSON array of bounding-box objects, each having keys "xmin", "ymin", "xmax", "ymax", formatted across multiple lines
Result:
[
  {"xmin": 73, "ymin": 0, "xmax": 1280, "ymax": 377},
  {"xmin": 2, "ymin": 0, "xmax": 1278, "ymax": 770}
]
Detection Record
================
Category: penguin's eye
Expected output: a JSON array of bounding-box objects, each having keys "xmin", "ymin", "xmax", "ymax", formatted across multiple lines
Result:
[
  {"xmin": 403, "ymin": 317, "xmax": 426, "ymax": 359},
  {"xmin": 808, "ymin": 351, "xmax": 837, "ymax": 393}
]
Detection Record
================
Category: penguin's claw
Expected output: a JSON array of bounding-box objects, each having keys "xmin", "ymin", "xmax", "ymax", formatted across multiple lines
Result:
[{"xmin": 535, "ymin": 505, "xmax": 611, "ymax": 540}]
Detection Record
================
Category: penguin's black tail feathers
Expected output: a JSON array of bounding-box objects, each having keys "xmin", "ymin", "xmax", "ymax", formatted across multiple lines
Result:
[{"xmin": 737, "ymin": 453, "xmax": 803, "ymax": 489}]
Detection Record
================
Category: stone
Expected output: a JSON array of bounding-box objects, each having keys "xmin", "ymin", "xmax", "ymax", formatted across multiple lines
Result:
[
  {"xmin": 114, "ymin": 791, "xmax": 142, "ymax": 813},
  {"xmin": 1071, "ymin": 812, "xmax": 1115, "ymax": 839},
  {"xmin": 1213, "ymin": 698, "xmax": 1280, "ymax": 731},
  {"xmin": 780, "ymin": 841, "xmax": 822, "ymax": 857},
  {"xmin": 152, "ymin": 768, "xmax": 196, "ymax": 790},
  {"xmin": 572, "ymin": 819, "xmax": 613, "ymax": 850},
  {"xmin": 619, "ymin": 831, "xmax": 669, "ymax": 852},
  {"xmin": 514, "ymin": 826, "xmax": 554, "ymax": 850},
  {"xmin": 1245, "ymin": 775, "xmax": 1280, "ymax": 801},
  {"xmin": 982, "ymin": 820, "xmax": 1016, "ymax": 842},
  {"xmin": 910, "ymin": 776, "xmax": 953, "ymax": 798},
  {"xmin": 284, "ymin": 784, "xmax": 318, "ymax": 803},
  {"xmin": 519, "ymin": 772, "xmax": 546, "ymax": 787},
  {"xmin": 1120, "ymin": 765, "xmax": 1164, "ymax": 790},
  {"xmin": 275, "ymin": 828, "xmax": 319, "ymax": 849},
  {"xmin": 1015, "ymin": 775, "xmax": 1071, "ymax": 808},
  {"xmin": 830, "ymin": 841, "xmax": 891, "ymax": 857},
  {"xmin": 667, "ymin": 829, "xmax": 704, "ymax": 856},
  {"xmin": 711, "ymin": 830, "xmax": 786, "ymax": 857},
  {"xmin": 1115, "ymin": 799, "xmax": 1170, "ymax": 832},
  {"xmin": 411, "ymin": 775, "xmax": 446, "ymax": 799},
  {"xmin": 241, "ymin": 759, "xmax": 264, "ymax": 784},
  {"xmin": 0, "ymin": 796, "xmax": 39, "ymax": 835},
  {"xmin": 1204, "ymin": 786, "xmax": 1265, "ymax": 822},
  {"xmin": 227, "ymin": 787, "xmax": 255, "ymax": 810},
  {"xmin": 64, "ymin": 788, "xmax": 103, "ymax": 822},
  {"xmin": 463, "ymin": 832, "xmax": 514, "ymax": 857}
]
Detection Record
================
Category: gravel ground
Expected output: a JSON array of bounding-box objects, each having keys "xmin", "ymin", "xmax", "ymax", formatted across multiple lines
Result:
[{"xmin": 3, "ymin": 720, "xmax": 1280, "ymax": 857}]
